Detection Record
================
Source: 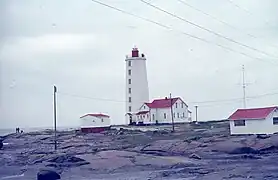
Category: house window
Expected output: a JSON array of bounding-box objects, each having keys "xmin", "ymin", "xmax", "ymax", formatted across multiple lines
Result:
[
  {"xmin": 153, "ymin": 114, "xmax": 155, "ymax": 120},
  {"xmin": 128, "ymin": 88, "xmax": 131, "ymax": 94},
  {"xmin": 147, "ymin": 114, "xmax": 149, "ymax": 118},
  {"xmin": 129, "ymin": 106, "xmax": 132, "ymax": 112},
  {"xmin": 173, "ymin": 113, "xmax": 175, "ymax": 118},
  {"xmin": 143, "ymin": 115, "xmax": 145, "ymax": 118},
  {"xmin": 183, "ymin": 112, "xmax": 185, "ymax": 117},
  {"xmin": 234, "ymin": 120, "xmax": 245, "ymax": 126},
  {"xmin": 273, "ymin": 117, "xmax": 278, "ymax": 125},
  {"xmin": 129, "ymin": 97, "xmax": 132, "ymax": 102},
  {"xmin": 128, "ymin": 79, "xmax": 131, "ymax": 84},
  {"xmin": 177, "ymin": 113, "xmax": 179, "ymax": 118},
  {"xmin": 128, "ymin": 61, "xmax": 131, "ymax": 66},
  {"xmin": 181, "ymin": 103, "xmax": 184, "ymax": 108},
  {"xmin": 128, "ymin": 69, "xmax": 131, "ymax": 75},
  {"xmin": 101, "ymin": 119, "xmax": 104, "ymax": 122},
  {"xmin": 164, "ymin": 113, "xmax": 167, "ymax": 119},
  {"xmin": 176, "ymin": 103, "xmax": 178, "ymax": 108}
]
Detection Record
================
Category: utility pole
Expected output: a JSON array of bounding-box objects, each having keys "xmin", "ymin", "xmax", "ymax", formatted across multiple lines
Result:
[
  {"xmin": 53, "ymin": 85, "xmax": 57, "ymax": 150},
  {"xmin": 242, "ymin": 65, "xmax": 246, "ymax": 109},
  {"xmin": 195, "ymin": 105, "xmax": 198, "ymax": 124},
  {"xmin": 170, "ymin": 93, "xmax": 174, "ymax": 132}
]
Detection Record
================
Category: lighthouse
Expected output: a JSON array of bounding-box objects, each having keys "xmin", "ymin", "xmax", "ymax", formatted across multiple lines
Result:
[{"xmin": 125, "ymin": 47, "xmax": 149, "ymax": 125}]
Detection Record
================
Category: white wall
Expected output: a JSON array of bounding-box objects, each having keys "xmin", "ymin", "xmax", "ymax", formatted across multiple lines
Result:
[
  {"xmin": 136, "ymin": 112, "xmax": 151, "ymax": 124},
  {"xmin": 125, "ymin": 54, "xmax": 149, "ymax": 124},
  {"xmin": 138, "ymin": 104, "xmax": 150, "ymax": 112},
  {"xmin": 136, "ymin": 104, "xmax": 151, "ymax": 124},
  {"xmin": 156, "ymin": 108, "xmax": 172, "ymax": 123},
  {"xmin": 230, "ymin": 109, "xmax": 278, "ymax": 135},
  {"xmin": 148, "ymin": 99, "xmax": 189, "ymax": 124},
  {"xmin": 80, "ymin": 116, "xmax": 111, "ymax": 128},
  {"xmin": 172, "ymin": 98, "xmax": 189, "ymax": 123}
]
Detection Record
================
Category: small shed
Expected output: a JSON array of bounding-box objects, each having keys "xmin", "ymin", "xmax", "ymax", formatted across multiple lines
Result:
[
  {"xmin": 80, "ymin": 113, "xmax": 111, "ymax": 133},
  {"xmin": 228, "ymin": 106, "xmax": 278, "ymax": 135}
]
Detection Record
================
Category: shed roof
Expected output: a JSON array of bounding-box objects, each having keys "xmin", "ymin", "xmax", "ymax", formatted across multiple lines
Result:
[
  {"xmin": 80, "ymin": 113, "xmax": 110, "ymax": 118},
  {"xmin": 228, "ymin": 106, "xmax": 277, "ymax": 120}
]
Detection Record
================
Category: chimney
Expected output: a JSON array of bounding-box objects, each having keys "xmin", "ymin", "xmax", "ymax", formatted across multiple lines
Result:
[{"xmin": 165, "ymin": 97, "xmax": 168, "ymax": 99}]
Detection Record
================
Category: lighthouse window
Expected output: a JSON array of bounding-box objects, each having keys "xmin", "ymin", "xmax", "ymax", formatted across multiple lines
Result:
[
  {"xmin": 129, "ymin": 97, "xmax": 132, "ymax": 102},
  {"xmin": 128, "ymin": 69, "xmax": 131, "ymax": 75},
  {"xmin": 128, "ymin": 88, "xmax": 131, "ymax": 94},
  {"xmin": 128, "ymin": 61, "xmax": 131, "ymax": 66},
  {"xmin": 128, "ymin": 79, "xmax": 131, "ymax": 84}
]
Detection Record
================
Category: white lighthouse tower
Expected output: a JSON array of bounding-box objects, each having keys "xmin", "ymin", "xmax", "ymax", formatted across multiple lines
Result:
[{"xmin": 125, "ymin": 47, "xmax": 149, "ymax": 125}]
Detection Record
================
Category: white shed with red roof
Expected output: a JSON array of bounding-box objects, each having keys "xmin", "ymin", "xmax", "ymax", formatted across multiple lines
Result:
[
  {"xmin": 80, "ymin": 113, "xmax": 111, "ymax": 133},
  {"xmin": 228, "ymin": 106, "xmax": 278, "ymax": 135},
  {"xmin": 135, "ymin": 97, "xmax": 190, "ymax": 125}
]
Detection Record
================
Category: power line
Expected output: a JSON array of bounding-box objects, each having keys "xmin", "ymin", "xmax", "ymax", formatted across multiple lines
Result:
[
  {"xmin": 58, "ymin": 90, "xmax": 278, "ymax": 107},
  {"xmin": 91, "ymin": 0, "xmax": 278, "ymax": 66},
  {"xmin": 58, "ymin": 92, "xmax": 125, "ymax": 103},
  {"xmin": 91, "ymin": 0, "xmax": 171, "ymax": 30},
  {"xmin": 226, "ymin": 0, "xmax": 278, "ymax": 48},
  {"xmin": 139, "ymin": 0, "xmax": 278, "ymax": 59},
  {"xmin": 176, "ymin": 0, "xmax": 278, "ymax": 51},
  {"xmin": 176, "ymin": 0, "xmax": 256, "ymax": 39},
  {"xmin": 226, "ymin": 0, "xmax": 274, "ymax": 28}
]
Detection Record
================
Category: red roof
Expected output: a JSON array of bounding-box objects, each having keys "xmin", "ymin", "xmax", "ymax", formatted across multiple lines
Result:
[
  {"xmin": 228, "ymin": 107, "xmax": 277, "ymax": 120},
  {"xmin": 145, "ymin": 97, "xmax": 181, "ymax": 108},
  {"xmin": 80, "ymin": 113, "xmax": 110, "ymax": 118},
  {"xmin": 136, "ymin": 111, "xmax": 149, "ymax": 115}
]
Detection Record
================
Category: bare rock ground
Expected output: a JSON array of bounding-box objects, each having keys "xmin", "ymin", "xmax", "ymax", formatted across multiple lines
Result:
[{"xmin": 1, "ymin": 121, "xmax": 278, "ymax": 179}]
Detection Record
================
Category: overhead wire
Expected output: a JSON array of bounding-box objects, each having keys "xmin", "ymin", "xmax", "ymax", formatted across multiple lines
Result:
[
  {"xmin": 58, "ymin": 90, "xmax": 278, "ymax": 107},
  {"xmin": 226, "ymin": 0, "xmax": 274, "ymax": 28},
  {"xmin": 139, "ymin": 0, "xmax": 278, "ymax": 59},
  {"xmin": 225, "ymin": 0, "xmax": 278, "ymax": 48},
  {"xmin": 176, "ymin": 0, "xmax": 278, "ymax": 50},
  {"xmin": 176, "ymin": 0, "xmax": 257, "ymax": 39},
  {"xmin": 91, "ymin": 0, "xmax": 278, "ymax": 66}
]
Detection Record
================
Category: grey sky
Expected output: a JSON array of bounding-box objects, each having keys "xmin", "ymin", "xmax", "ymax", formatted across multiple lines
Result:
[{"xmin": 1, "ymin": 0, "xmax": 278, "ymax": 129}]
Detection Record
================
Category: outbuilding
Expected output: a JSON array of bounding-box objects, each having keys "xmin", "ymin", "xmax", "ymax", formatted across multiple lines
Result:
[
  {"xmin": 228, "ymin": 106, "xmax": 278, "ymax": 135},
  {"xmin": 80, "ymin": 113, "xmax": 111, "ymax": 133}
]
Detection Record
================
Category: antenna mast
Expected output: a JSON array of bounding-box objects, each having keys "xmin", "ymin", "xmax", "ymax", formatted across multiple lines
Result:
[{"xmin": 242, "ymin": 65, "xmax": 246, "ymax": 109}]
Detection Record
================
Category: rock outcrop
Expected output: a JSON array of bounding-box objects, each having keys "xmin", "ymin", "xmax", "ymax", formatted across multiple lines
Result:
[
  {"xmin": 0, "ymin": 140, "xmax": 3, "ymax": 149},
  {"xmin": 37, "ymin": 169, "xmax": 60, "ymax": 180}
]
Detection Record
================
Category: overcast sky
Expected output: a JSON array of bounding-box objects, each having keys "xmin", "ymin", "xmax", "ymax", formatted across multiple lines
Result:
[{"xmin": 1, "ymin": 0, "xmax": 278, "ymax": 129}]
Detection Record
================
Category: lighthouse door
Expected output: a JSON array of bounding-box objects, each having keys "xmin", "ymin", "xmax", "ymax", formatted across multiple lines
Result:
[{"xmin": 129, "ymin": 115, "xmax": 132, "ymax": 125}]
